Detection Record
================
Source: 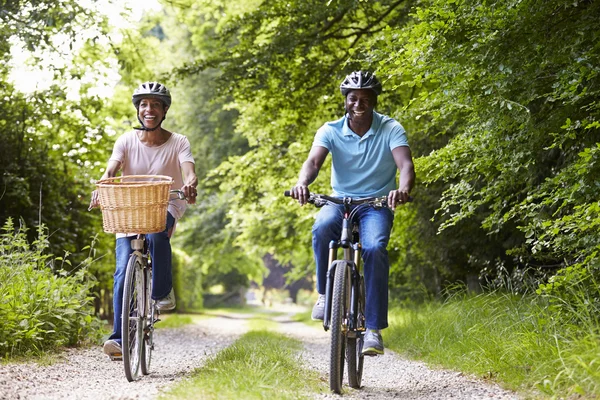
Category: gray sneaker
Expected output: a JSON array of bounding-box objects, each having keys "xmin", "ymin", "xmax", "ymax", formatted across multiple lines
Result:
[
  {"xmin": 156, "ymin": 289, "xmax": 176, "ymax": 311},
  {"xmin": 362, "ymin": 330, "xmax": 384, "ymax": 356},
  {"xmin": 103, "ymin": 339, "xmax": 122, "ymax": 361},
  {"xmin": 311, "ymin": 294, "xmax": 326, "ymax": 321}
]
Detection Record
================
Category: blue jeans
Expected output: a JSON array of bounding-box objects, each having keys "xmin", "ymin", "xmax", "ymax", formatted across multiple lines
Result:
[
  {"xmin": 312, "ymin": 204, "xmax": 394, "ymax": 330},
  {"xmin": 108, "ymin": 212, "xmax": 175, "ymax": 343}
]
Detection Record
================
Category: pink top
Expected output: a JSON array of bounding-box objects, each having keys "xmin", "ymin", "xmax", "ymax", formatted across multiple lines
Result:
[{"xmin": 109, "ymin": 131, "xmax": 195, "ymax": 234}]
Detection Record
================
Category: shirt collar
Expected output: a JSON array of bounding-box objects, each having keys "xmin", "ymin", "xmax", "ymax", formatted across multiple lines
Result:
[{"xmin": 342, "ymin": 111, "xmax": 379, "ymax": 139}]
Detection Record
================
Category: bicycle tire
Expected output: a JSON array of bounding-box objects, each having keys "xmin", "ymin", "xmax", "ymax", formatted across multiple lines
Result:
[
  {"xmin": 346, "ymin": 337, "xmax": 364, "ymax": 388},
  {"xmin": 347, "ymin": 275, "xmax": 365, "ymax": 388},
  {"xmin": 122, "ymin": 254, "xmax": 144, "ymax": 382},
  {"xmin": 140, "ymin": 264, "xmax": 153, "ymax": 375},
  {"xmin": 330, "ymin": 262, "xmax": 350, "ymax": 393}
]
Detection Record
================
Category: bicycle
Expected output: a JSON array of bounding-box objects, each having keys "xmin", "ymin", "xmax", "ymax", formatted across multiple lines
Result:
[
  {"xmin": 285, "ymin": 191, "xmax": 408, "ymax": 393},
  {"xmin": 91, "ymin": 175, "xmax": 186, "ymax": 382}
]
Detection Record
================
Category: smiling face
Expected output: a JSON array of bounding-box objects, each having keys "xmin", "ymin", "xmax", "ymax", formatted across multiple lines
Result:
[
  {"xmin": 138, "ymin": 97, "xmax": 169, "ymax": 130},
  {"xmin": 345, "ymin": 89, "xmax": 377, "ymax": 122}
]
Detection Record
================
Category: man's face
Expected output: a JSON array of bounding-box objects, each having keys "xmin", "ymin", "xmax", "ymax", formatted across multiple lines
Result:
[
  {"xmin": 138, "ymin": 97, "xmax": 168, "ymax": 129},
  {"xmin": 345, "ymin": 89, "xmax": 376, "ymax": 122}
]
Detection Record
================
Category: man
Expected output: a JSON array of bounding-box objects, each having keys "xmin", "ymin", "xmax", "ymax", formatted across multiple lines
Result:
[
  {"xmin": 290, "ymin": 71, "xmax": 415, "ymax": 355},
  {"xmin": 90, "ymin": 82, "xmax": 198, "ymax": 359}
]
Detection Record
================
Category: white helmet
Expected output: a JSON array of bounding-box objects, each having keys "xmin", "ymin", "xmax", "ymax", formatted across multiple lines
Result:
[{"xmin": 132, "ymin": 82, "xmax": 172, "ymax": 108}]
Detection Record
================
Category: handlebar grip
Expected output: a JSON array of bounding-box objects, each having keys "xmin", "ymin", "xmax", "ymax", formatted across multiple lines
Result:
[{"xmin": 284, "ymin": 190, "xmax": 291, "ymax": 197}]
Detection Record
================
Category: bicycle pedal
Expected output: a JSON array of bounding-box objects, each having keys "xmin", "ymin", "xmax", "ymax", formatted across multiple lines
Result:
[{"xmin": 109, "ymin": 354, "xmax": 123, "ymax": 361}]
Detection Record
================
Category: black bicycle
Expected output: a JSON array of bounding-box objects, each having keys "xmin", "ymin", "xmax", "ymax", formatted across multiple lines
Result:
[{"xmin": 285, "ymin": 191, "xmax": 400, "ymax": 393}]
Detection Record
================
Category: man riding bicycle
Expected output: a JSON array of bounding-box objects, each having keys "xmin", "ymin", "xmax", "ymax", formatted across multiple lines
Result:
[
  {"xmin": 90, "ymin": 82, "xmax": 198, "ymax": 359},
  {"xmin": 290, "ymin": 71, "xmax": 415, "ymax": 356}
]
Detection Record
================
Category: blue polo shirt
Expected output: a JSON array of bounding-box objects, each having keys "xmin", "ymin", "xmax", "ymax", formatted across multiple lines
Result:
[{"xmin": 313, "ymin": 111, "xmax": 409, "ymax": 198}]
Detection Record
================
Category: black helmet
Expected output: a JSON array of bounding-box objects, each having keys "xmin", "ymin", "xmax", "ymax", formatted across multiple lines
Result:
[
  {"xmin": 132, "ymin": 82, "xmax": 172, "ymax": 108},
  {"xmin": 339, "ymin": 71, "xmax": 382, "ymax": 96}
]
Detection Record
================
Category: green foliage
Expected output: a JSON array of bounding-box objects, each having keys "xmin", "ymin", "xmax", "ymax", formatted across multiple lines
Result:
[
  {"xmin": 163, "ymin": 0, "xmax": 600, "ymax": 294},
  {"xmin": 537, "ymin": 257, "xmax": 600, "ymax": 328},
  {"xmin": 0, "ymin": 219, "xmax": 103, "ymax": 358},
  {"xmin": 388, "ymin": 290, "xmax": 600, "ymax": 397}
]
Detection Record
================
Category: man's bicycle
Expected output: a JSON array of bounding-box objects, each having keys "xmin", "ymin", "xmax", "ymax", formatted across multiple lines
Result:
[
  {"xmin": 93, "ymin": 175, "xmax": 185, "ymax": 382},
  {"xmin": 285, "ymin": 191, "xmax": 403, "ymax": 393}
]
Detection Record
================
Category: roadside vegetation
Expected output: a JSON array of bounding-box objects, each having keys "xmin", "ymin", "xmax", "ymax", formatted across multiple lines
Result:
[
  {"xmin": 388, "ymin": 280, "xmax": 600, "ymax": 399},
  {"xmin": 0, "ymin": 220, "xmax": 102, "ymax": 359}
]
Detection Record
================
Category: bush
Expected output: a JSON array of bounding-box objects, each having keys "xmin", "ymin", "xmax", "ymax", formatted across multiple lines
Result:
[{"xmin": 0, "ymin": 219, "xmax": 102, "ymax": 358}]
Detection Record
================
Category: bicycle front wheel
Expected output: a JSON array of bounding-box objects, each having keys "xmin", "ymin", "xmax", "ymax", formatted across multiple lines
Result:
[
  {"xmin": 140, "ymin": 263, "xmax": 154, "ymax": 375},
  {"xmin": 330, "ymin": 262, "xmax": 350, "ymax": 394},
  {"xmin": 347, "ymin": 275, "xmax": 365, "ymax": 389},
  {"xmin": 122, "ymin": 254, "xmax": 144, "ymax": 382}
]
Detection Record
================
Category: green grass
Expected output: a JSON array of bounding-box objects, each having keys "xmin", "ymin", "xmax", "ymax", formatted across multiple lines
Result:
[
  {"xmin": 159, "ymin": 330, "xmax": 323, "ymax": 400},
  {"xmin": 156, "ymin": 314, "xmax": 196, "ymax": 329},
  {"xmin": 386, "ymin": 292, "xmax": 600, "ymax": 398}
]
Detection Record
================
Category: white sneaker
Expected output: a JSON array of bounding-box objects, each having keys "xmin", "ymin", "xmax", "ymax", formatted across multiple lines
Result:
[
  {"xmin": 156, "ymin": 289, "xmax": 176, "ymax": 311},
  {"xmin": 311, "ymin": 294, "xmax": 325, "ymax": 321},
  {"xmin": 103, "ymin": 339, "xmax": 122, "ymax": 361}
]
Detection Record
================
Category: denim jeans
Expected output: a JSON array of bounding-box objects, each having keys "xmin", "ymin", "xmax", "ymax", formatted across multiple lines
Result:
[
  {"xmin": 312, "ymin": 203, "xmax": 394, "ymax": 330},
  {"xmin": 108, "ymin": 212, "xmax": 175, "ymax": 343}
]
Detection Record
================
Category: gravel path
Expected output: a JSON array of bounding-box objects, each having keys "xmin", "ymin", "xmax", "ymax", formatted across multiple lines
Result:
[
  {"xmin": 0, "ymin": 316, "xmax": 249, "ymax": 400},
  {"xmin": 271, "ymin": 311, "xmax": 520, "ymax": 399},
  {"xmin": 0, "ymin": 308, "xmax": 520, "ymax": 400}
]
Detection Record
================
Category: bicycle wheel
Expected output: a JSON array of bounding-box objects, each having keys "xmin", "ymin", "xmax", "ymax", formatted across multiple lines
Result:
[
  {"xmin": 140, "ymin": 263, "xmax": 154, "ymax": 375},
  {"xmin": 122, "ymin": 254, "xmax": 144, "ymax": 382},
  {"xmin": 347, "ymin": 275, "xmax": 365, "ymax": 389},
  {"xmin": 330, "ymin": 262, "xmax": 350, "ymax": 393}
]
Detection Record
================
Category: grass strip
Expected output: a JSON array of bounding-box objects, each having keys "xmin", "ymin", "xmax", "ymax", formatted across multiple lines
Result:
[
  {"xmin": 159, "ymin": 330, "xmax": 322, "ymax": 400},
  {"xmin": 386, "ymin": 292, "xmax": 600, "ymax": 398}
]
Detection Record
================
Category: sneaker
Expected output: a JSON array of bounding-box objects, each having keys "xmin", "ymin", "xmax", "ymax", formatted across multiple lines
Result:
[
  {"xmin": 311, "ymin": 294, "xmax": 325, "ymax": 321},
  {"xmin": 362, "ymin": 330, "xmax": 384, "ymax": 356},
  {"xmin": 103, "ymin": 339, "xmax": 122, "ymax": 360},
  {"xmin": 156, "ymin": 288, "xmax": 176, "ymax": 311}
]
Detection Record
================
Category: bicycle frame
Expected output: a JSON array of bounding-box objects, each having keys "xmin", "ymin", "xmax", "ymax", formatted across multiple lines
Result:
[{"xmin": 323, "ymin": 201, "xmax": 364, "ymax": 333}]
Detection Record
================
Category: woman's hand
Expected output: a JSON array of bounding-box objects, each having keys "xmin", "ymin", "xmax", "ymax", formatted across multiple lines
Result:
[
  {"xmin": 182, "ymin": 185, "xmax": 197, "ymax": 205},
  {"xmin": 89, "ymin": 190, "xmax": 100, "ymax": 210}
]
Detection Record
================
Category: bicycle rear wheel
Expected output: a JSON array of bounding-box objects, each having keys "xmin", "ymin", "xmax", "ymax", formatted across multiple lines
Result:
[
  {"xmin": 330, "ymin": 262, "xmax": 350, "ymax": 393},
  {"xmin": 122, "ymin": 254, "xmax": 144, "ymax": 382},
  {"xmin": 347, "ymin": 275, "xmax": 365, "ymax": 389},
  {"xmin": 140, "ymin": 263, "xmax": 154, "ymax": 375}
]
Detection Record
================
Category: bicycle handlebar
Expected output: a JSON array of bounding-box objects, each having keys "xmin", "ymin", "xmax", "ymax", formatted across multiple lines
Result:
[
  {"xmin": 284, "ymin": 190, "xmax": 412, "ymax": 208},
  {"xmin": 169, "ymin": 189, "xmax": 187, "ymax": 200}
]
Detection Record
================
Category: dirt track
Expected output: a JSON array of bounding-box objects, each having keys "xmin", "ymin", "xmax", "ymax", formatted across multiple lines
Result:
[{"xmin": 0, "ymin": 306, "xmax": 519, "ymax": 400}]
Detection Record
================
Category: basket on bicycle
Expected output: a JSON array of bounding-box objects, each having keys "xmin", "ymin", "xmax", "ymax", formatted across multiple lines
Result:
[{"xmin": 95, "ymin": 175, "xmax": 174, "ymax": 234}]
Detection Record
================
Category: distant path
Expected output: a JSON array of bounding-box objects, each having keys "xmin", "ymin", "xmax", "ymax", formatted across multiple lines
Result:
[{"xmin": 0, "ymin": 305, "xmax": 519, "ymax": 400}]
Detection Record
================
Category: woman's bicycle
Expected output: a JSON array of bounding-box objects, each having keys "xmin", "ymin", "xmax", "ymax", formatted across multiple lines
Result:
[
  {"xmin": 92, "ymin": 175, "xmax": 186, "ymax": 382},
  {"xmin": 285, "ymin": 191, "xmax": 403, "ymax": 393}
]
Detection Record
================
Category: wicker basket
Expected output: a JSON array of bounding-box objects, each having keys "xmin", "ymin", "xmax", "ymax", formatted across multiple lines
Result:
[{"xmin": 96, "ymin": 175, "xmax": 174, "ymax": 234}]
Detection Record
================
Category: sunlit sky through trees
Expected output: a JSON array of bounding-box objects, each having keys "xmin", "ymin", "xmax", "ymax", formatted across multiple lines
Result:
[{"xmin": 7, "ymin": 0, "xmax": 161, "ymax": 96}]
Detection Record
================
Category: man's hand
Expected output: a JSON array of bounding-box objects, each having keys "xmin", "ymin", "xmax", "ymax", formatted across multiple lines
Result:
[
  {"xmin": 182, "ymin": 184, "xmax": 197, "ymax": 205},
  {"xmin": 387, "ymin": 189, "xmax": 411, "ymax": 210},
  {"xmin": 290, "ymin": 184, "xmax": 310, "ymax": 206}
]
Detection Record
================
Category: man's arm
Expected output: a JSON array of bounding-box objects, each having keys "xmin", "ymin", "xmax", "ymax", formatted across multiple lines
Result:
[
  {"xmin": 291, "ymin": 146, "xmax": 329, "ymax": 205},
  {"xmin": 181, "ymin": 161, "xmax": 198, "ymax": 205},
  {"xmin": 388, "ymin": 146, "xmax": 416, "ymax": 210}
]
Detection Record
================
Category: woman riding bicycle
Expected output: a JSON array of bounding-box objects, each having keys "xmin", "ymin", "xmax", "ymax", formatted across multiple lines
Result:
[
  {"xmin": 89, "ymin": 82, "xmax": 198, "ymax": 359},
  {"xmin": 290, "ymin": 71, "xmax": 415, "ymax": 356}
]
